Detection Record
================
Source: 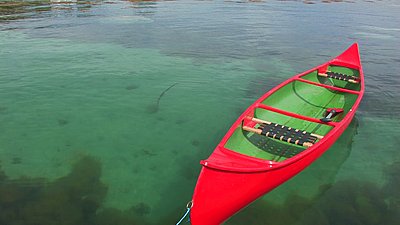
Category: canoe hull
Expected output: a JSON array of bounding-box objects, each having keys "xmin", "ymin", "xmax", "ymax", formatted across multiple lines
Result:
[
  {"xmin": 190, "ymin": 44, "xmax": 364, "ymax": 225},
  {"xmin": 190, "ymin": 113, "xmax": 352, "ymax": 225}
]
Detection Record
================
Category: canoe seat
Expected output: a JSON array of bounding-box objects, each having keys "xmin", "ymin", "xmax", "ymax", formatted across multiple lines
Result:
[
  {"xmin": 258, "ymin": 122, "xmax": 318, "ymax": 147},
  {"xmin": 318, "ymin": 71, "xmax": 360, "ymax": 84},
  {"xmin": 243, "ymin": 118, "xmax": 323, "ymax": 148}
]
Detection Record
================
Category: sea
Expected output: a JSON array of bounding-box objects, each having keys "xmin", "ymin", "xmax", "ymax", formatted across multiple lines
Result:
[{"xmin": 0, "ymin": 0, "xmax": 399, "ymax": 224}]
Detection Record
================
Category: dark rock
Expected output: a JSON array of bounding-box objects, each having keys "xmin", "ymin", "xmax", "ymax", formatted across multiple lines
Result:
[
  {"xmin": 58, "ymin": 119, "xmax": 69, "ymax": 126},
  {"xmin": 126, "ymin": 84, "xmax": 139, "ymax": 90}
]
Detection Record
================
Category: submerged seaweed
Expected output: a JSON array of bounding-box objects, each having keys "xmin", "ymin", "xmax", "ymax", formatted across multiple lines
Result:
[
  {"xmin": 3, "ymin": 156, "xmax": 397, "ymax": 225},
  {"xmin": 0, "ymin": 155, "xmax": 148, "ymax": 225},
  {"xmin": 0, "ymin": 156, "xmax": 107, "ymax": 225}
]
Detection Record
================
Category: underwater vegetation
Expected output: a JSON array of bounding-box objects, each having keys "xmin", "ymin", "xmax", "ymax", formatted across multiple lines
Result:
[
  {"xmin": 226, "ymin": 160, "xmax": 400, "ymax": 225},
  {"xmin": 0, "ymin": 155, "xmax": 148, "ymax": 225},
  {"xmin": 1, "ymin": 152, "xmax": 399, "ymax": 225}
]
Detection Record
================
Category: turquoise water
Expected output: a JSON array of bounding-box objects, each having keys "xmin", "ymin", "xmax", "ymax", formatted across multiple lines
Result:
[{"xmin": 1, "ymin": 0, "xmax": 400, "ymax": 224}]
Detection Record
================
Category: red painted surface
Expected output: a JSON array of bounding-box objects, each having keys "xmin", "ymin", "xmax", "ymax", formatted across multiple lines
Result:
[{"xmin": 190, "ymin": 43, "xmax": 364, "ymax": 225}]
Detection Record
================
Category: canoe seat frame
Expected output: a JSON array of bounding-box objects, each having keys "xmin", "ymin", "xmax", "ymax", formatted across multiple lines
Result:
[
  {"xmin": 243, "ymin": 118, "xmax": 322, "ymax": 148},
  {"xmin": 318, "ymin": 71, "xmax": 360, "ymax": 84}
]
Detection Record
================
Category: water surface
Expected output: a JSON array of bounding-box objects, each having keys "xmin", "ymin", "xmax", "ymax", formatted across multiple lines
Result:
[{"xmin": 1, "ymin": 0, "xmax": 400, "ymax": 224}]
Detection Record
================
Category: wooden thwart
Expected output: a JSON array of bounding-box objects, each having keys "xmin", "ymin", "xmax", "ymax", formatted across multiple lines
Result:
[{"xmin": 318, "ymin": 71, "xmax": 359, "ymax": 84}]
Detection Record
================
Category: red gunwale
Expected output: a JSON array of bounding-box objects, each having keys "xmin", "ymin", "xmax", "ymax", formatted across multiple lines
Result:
[{"xmin": 201, "ymin": 43, "xmax": 365, "ymax": 171}]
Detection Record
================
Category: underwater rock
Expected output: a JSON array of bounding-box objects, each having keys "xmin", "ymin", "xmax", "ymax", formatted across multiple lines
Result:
[
  {"xmin": 225, "ymin": 194, "xmax": 313, "ymax": 225},
  {"xmin": 0, "ymin": 155, "xmax": 109, "ymax": 225},
  {"xmin": 175, "ymin": 118, "xmax": 187, "ymax": 125},
  {"xmin": 383, "ymin": 161, "xmax": 400, "ymax": 213},
  {"xmin": 383, "ymin": 161, "xmax": 400, "ymax": 198},
  {"xmin": 11, "ymin": 157, "xmax": 21, "ymax": 164},
  {"xmin": 191, "ymin": 140, "xmax": 200, "ymax": 147},
  {"xmin": 125, "ymin": 84, "xmax": 139, "ymax": 90},
  {"xmin": 145, "ymin": 104, "xmax": 158, "ymax": 114},
  {"xmin": 296, "ymin": 180, "xmax": 388, "ymax": 225},
  {"xmin": 178, "ymin": 158, "xmax": 200, "ymax": 181},
  {"xmin": 94, "ymin": 207, "xmax": 149, "ymax": 225},
  {"xmin": 58, "ymin": 118, "xmax": 69, "ymax": 126},
  {"xmin": 0, "ymin": 165, "xmax": 6, "ymax": 181},
  {"xmin": 133, "ymin": 202, "xmax": 151, "ymax": 216},
  {"xmin": 0, "ymin": 106, "xmax": 7, "ymax": 113},
  {"xmin": 141, "ymin": 148, "xmax": 156, "ymax": 157}
]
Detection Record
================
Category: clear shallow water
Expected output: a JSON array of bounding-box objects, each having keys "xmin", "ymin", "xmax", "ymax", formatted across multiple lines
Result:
[{"xmin": 0, "ymin": 0, "xmax": 400, "ymax": 224}]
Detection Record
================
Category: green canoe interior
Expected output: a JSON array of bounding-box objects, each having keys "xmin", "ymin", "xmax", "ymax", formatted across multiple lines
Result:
[{"xmin": 224, "ymin": 65, "xmax": 360, "ymax": 162}]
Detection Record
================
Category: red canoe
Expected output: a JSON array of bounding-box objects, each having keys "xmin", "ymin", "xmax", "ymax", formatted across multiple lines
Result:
[{"xmin": 189, "ymin": 44, "xmax": 364, "ymax": 225}]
